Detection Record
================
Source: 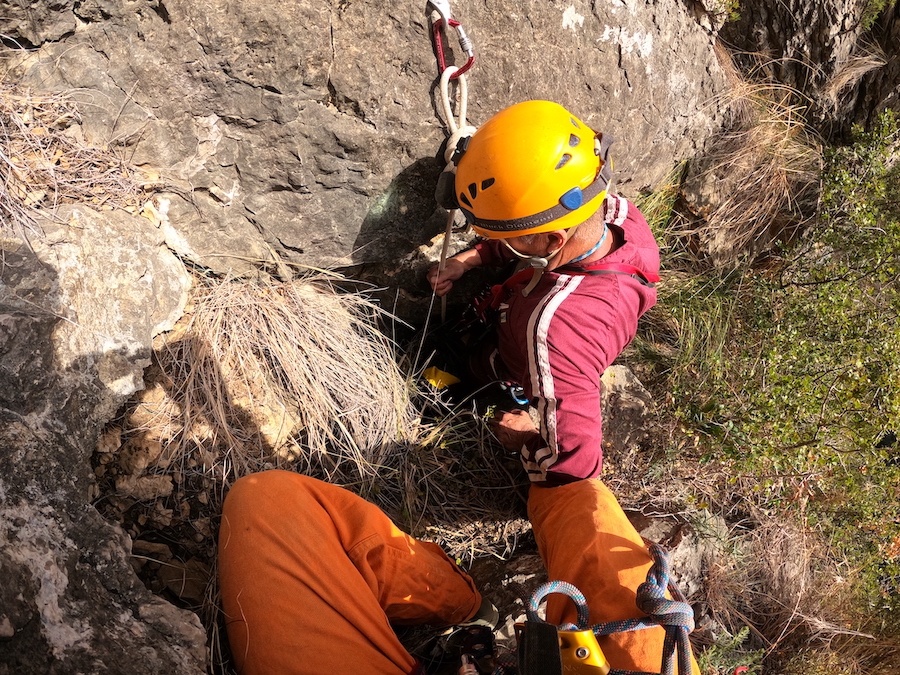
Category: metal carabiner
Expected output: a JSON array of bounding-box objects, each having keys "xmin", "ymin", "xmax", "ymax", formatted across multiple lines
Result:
[
  {"xmin": 425, "ymin": 0, "xmax": 475, "ymax": 79},
  {"xmin": 425, "ymin": 0, "xmax": 453, "ymax": 24}
]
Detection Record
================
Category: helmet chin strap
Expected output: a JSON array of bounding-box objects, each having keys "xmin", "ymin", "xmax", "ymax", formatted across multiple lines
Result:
[
  {"xmin": 520, "ymin": 257, "xmax": 548, "ymax": 297},
  {"xmin": 502, "ymin": 230, "xmax": 570, "ymax": 296}
]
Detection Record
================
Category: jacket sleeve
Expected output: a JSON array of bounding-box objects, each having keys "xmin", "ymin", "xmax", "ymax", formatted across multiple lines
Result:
[
  {"xmin": 517, "ymin": 278, "xmax": 621, "ymax": 484},
  {"xmin": 518, "ymin": 266, "xmax": 656, "ymax": 485},
  {"xmin": 473, "ymin": 238, "xmax": 515, "ymax": 267}
]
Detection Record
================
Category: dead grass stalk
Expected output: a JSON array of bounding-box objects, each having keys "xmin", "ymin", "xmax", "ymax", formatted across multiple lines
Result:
[
  {"xmin": 672, "ymin": 55, "xmax": 824, "ymax": 268},
  {"xmin": 0, "ymin": 84, "xmax": 148, "ymax": 239}
]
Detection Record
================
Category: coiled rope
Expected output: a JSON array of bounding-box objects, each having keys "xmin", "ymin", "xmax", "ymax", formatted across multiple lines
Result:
[{"xmin": 525, "ymin": 544, "xmax": 695, "ymax": 675}]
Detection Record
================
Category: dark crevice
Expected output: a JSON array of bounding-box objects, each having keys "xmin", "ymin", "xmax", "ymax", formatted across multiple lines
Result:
[
  {"xmin": 277, "ymin": 238, "xmax": 304, "ymax": 255},
  {"xmin": 0, "ymin": 34, "xmax": 37, "ymax": 49},
  {"xmin": 152, "ymin": 0, "xmax": 172, "ymax": 24}
]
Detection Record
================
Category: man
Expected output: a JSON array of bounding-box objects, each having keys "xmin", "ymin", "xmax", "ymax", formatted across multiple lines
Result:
[
  {"xmin": 427, "ymin": 99, "xmax": 660, "ymax": 486},
  {"xmin": 217, "ymin": 101, "xmax": 697, "ymax": 675},
  {"xmin": 426, "ymin": 100, "xmax": 696, "ymax": 672}
]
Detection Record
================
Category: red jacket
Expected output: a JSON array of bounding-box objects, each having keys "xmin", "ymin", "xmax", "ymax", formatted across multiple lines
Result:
[{"xmin": 474, "ymin": 195, "xmax": 659, "ymax": 485}]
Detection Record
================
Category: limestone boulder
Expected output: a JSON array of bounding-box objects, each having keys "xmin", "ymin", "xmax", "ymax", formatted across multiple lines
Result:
[
  {"xmin": 0, "ymin": 207, "xmax": 200, "ymax": 674},
  {"xmin": 2, "ymin": 0, "xmax": 728, "ymax": 292}
]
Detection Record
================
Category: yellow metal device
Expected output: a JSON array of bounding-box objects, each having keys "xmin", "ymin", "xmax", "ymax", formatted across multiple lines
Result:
[
  {"xmin": 423, "ymin": 366, "xmax": 461, "ymax": 389},
  {"xmin": 558, "ymin": 629, "xmax": 610, "ymax": 674},
  {"xmin": 514, "ymin": 624, "xmax": 610, "ymax": 674}
]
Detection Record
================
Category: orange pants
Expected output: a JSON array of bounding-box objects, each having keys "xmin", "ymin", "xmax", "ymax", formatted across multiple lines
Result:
[
  {"xmin": 529, "ymin": 479, "xmax": 699, "ymax": 674},
  {"xmin": 218, "ymin": 471, "xmax": 698, "ymax": 674},
  {"xmin": 218, "ymin": 470, "xmax": 480, "ymax": 674}
]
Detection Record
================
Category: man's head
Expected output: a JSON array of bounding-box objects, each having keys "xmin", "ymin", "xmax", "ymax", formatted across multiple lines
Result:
[{"xmin": 453, "ymin": 100, "xmax": 613, "ymax": 240}]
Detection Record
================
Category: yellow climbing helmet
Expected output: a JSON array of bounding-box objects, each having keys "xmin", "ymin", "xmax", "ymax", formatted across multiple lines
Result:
[{"xmin": 454, "ymin": 100, "xmax": 613, "ymax": 239}]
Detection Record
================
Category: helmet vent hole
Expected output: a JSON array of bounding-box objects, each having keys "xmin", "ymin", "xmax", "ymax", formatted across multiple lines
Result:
[
  {"xmin": 468, "ymin": 183, "xmax": 478, "ymax": 198},
  {"xmin": 481, "ymin": 177, "xmax": 495, "ymax": 190},
  {"xmin": 459, "ymin": 192, "xmax": 472, "ymax": 208},
  {"xmin": 555, "ymin": 154, "xmax": 572, "ymax": 170},
  {"xmin": 568, "ymin": 134, "xmax": 580, "ymax": 147},
  {"xmin": 569, "ymin": 116, "xmax": 579, "ymax": 128}
]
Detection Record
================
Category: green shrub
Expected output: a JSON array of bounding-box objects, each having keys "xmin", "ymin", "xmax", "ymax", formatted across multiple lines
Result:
[
  {"xmin": 697, "ymin": 627, "xmax": 764, "ymax": 675},
  {"xmin": 661, "ymin": 110, "xmax": 900, "ymax": 619},
  {"xmin": 860, "ymin": 0, "xmax": 894, "ymax": 30}
]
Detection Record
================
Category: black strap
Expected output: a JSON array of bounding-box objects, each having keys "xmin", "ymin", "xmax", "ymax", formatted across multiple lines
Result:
[{"xmin": 518, "ymin": 622, "xmax": 563, "ymax": 675}]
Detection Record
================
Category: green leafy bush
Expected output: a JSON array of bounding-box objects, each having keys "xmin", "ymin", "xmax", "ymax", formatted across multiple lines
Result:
[
  {"xmin": 661, "ymin": 111, "xmax": 900, "ymax": 623},
  {"xmin": 697, "ymin": 627, "xmax": 764, "ymax": 675}
]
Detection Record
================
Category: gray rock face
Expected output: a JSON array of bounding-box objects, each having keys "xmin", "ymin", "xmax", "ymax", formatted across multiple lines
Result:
[
  {"xmin": 2, "ymin": 0, "xmax": 728, "ymax": 284},
  {"xmin": 0, "ymin": 0, "xmax": 77, "ymax": 46},
  {"xmin": 722, "ymin": 0, "xmax": 863, "ymax": 93},
  {"xmin": 0, "ymin": 208, "xmax": 200, "ymax": 674},
  {"xmin": 720, "ymin": 0, "xmax": 900, "ymax": 134}
]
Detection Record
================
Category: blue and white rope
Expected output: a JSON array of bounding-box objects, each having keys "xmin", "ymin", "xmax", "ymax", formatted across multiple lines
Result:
[{"xmin": 523, "ymin": 543, "xmax": 695, "ymax": 675}]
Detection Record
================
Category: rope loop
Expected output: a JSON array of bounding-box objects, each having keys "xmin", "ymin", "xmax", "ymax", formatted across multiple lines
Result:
[
  {"xmin": 523, "ymin": 545, "xmax": 696, "ymax": 675},
  {"xmin": 438, "ymin": 66, "xmax": 469, "ymax": 134},
  {"xmin": 525, "ymin": 580, "xmax": 589, "ymax": 630},
  {"xmin": 634, "ymin": 544, "xmax": 695, "ymax": 633}
]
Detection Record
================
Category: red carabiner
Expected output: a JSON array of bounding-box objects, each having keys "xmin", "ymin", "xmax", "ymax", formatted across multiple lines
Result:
[{"xmin": 431, "ymin": 17, "xmax": 475, "ymax": 79}]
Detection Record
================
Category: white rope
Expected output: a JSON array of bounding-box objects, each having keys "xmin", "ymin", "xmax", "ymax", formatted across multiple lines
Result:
[
  {"xmin": 439, "ymin": 67, "xmax": 478, "ymax": 158},
  {"xmin": 433, "ymin": 67, "xmax": 477, "ymax": 323},
  {"xmin": 439, "ymin": 66, "xmax": 466, "ymax": 133}
]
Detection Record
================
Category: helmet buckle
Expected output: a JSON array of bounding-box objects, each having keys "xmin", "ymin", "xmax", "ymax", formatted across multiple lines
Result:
[{"xmin": 450, "ymin": 134, "xmax": 471, "ymax": 165}]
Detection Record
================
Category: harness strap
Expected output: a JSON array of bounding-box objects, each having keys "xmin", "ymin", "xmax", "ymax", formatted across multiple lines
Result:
[
  {"xmin": 474, "ymin": 261, "xmax": 659, "ymax": 321},
  {"xmin": 557, "ymin": 261, "xmax": 661, "ymax": 286}
]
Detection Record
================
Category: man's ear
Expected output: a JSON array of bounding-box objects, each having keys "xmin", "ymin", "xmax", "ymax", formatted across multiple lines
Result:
[{"xmin": 546, "ymin": 230, "xmax": 568, "ymax": 252}]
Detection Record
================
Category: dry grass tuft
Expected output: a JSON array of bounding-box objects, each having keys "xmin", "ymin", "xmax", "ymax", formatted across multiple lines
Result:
[
  {"xmin": 672, "ymin": 52, "xmax": 824, "ymax": 268},
  {"xmin": 151, "ymin": 273, "xmax": 419, "ymax": 493},
  {"xmin": 822, "ymin": 43, "xmax": 887, "ymax": 110},
  {"xmin": 0, "ymin": 85, "xmax": 149, "ymax": 239},
  {"xmin": 702, "ymin": 516, "xmax": 878, "ymax": 667},
  {"xmin": 400, "ymin": 404, "xmax": 530, "ymax": 561}
]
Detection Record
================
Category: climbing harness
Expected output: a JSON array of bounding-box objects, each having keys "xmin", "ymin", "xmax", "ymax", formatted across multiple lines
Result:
[{"xmin": 556, "ymin": 259, "xmax": 662, "ymax": 286}]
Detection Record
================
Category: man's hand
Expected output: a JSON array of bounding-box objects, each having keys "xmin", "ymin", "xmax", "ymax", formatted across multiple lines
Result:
[
  {"xmin": 490, "ymin": 408, "xmax": 540, "ymax": 452},
  {"xmin": 426, "ymin": 248, "xmax": 483, "ymax": 297},
  {"xmin": 427, "ymin": 258, "xmax": 469, "ymax": 297}
]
